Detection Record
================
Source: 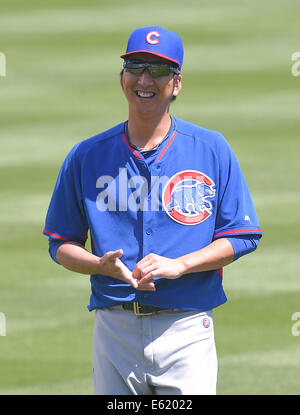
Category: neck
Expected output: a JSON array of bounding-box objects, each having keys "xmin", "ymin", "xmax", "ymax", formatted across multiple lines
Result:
[{"xmin": 127, "ymin": 110, "xmax": 172, "ymax": 150}]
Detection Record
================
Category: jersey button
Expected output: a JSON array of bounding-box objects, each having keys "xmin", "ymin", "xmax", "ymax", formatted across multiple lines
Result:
[{"xmin": 146, "ymin": 229, "xmax": 152, "ymax": 235}]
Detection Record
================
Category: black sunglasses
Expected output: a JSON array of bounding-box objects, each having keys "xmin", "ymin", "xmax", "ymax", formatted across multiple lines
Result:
[{"xmin": 123, "ymin": 60, "xmax": 179, "ymax": 77}]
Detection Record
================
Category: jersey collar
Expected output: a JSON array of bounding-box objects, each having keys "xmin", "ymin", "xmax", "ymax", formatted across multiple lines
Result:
[{"xmin": 121, "ymin": 116, "xmax": 177, "ymax": 163}]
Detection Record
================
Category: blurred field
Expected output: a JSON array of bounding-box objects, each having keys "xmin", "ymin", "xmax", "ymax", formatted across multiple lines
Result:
[{"xmin": 0, "ymin": 0, "xmax": 300, "ymax": 395}]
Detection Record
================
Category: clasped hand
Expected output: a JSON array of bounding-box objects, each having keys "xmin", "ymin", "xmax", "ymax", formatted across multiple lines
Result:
[{"xmin": 99, "ymin": 249, "xmax": 185, "ymax": 291}]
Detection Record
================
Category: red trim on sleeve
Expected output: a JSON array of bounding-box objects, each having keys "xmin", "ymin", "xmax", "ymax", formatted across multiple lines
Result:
[
  {"xmin": 121, "ymin": 133, "xmax": 143, "ymax": 159},
  {"xmin": 156, "ymin": 130, "xmax": 177, "ymax": 162},
  {"xmin": 214, "ymin": 229, "xmax": 262, "ymax": 238},
  {"xmin": 43, "ymin": 229, "xmax": 68, "ymax": 241}
]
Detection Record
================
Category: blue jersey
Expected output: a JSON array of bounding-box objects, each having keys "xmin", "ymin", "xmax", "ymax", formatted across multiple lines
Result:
[{"xmin": 43, "ymin": 117, "xmax": 262, "ymax": 311}]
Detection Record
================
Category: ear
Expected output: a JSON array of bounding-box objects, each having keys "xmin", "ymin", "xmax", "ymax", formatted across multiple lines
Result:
[
  {"xmin": 120, "ymin": 69, "xmax": 124, "ymax": 89},
  {"xmin": 172, "ymin": 74, "xmax": 182, "ymax": 97}
]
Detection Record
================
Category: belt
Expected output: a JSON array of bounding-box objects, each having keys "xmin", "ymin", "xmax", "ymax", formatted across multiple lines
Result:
[{"xmin": 122, "ymin": 301, "xmax": 170, "ymax": 316}]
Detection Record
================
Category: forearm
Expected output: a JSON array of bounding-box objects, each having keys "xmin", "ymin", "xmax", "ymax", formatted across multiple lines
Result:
[
  {"xmin": 178, "ymin": 238, "xmax": 234, "ymax": 275},
  {"xmin": 56, "ymin": 241, "xmax": 101, "ymax": 275},
  {"xmin": 133, "ymin": 238, "xmax": 235, "ymax": 284},
  {"xmin": 55, "ymin": 241, "xmax": 155, "ymax": 290}
]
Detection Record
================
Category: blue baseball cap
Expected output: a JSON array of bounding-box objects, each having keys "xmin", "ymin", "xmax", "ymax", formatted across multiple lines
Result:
[{"xmin": 120, "ymin": 26, "xmax": 184, "ymax": 70}]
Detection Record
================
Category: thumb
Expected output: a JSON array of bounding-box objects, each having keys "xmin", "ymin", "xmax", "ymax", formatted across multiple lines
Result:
[
  {"xmin": 102, "ymin": 249, "xmax": 123, "ymax": 263},
  {"xmin": 108, "ymin": 249, "xmax": 123, "ymax": 260}
]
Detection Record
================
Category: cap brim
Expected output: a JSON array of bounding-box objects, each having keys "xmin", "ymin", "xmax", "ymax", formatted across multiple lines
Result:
[{"xmin": 120, "ymin": 50, "xmax": 180, "ymax": 68}]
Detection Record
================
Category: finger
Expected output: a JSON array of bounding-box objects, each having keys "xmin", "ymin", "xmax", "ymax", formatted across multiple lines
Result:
[
  {"xmin": 139, "ymin": 263, "xmax": 157, "ymax": 278},
  {"xmin": 138, "ymin": 269, "xmax": 159, "ymax": 284},
  {"xmin": 131, "ymin": 266, "xmax": 140, "ymax": 280},
  {"xmin": 132, "ymin": 258, "xmax": 155, "ymax": 280},
  {"xmin": 137, "ymin": 280, "xmax": 156, "ymax": 291},
  {"xmin": 120, "ymin": 267, "xmax": 139, "ymax": 289},
  {"xmin": 134, "ymin": 253, "xmax": 156, "ymax": 269},
  {"xmin": 129, "ymin": 275, "xmax": 156, "ymax": 290},
  {"xmin": 118, "ymin": 270, "xmax": 139, "ymax": 289},
  {"xmin": 105, "ymin": 249, "xmax": 123, "ymax": 261},
  {"xmin": 129, "ymin": 277, "xmax": 139, "ymax": 289}
]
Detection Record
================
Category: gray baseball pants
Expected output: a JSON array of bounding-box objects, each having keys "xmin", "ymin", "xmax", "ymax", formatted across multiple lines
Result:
[{"xmin": 92, "ymin": 306, "xmax": 217, "ymax": 395}]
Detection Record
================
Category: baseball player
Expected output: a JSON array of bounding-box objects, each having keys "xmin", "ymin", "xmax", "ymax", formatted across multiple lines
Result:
[{"xmin": 43, "ymin": 26, "xmax": 262, "ymax": 395}]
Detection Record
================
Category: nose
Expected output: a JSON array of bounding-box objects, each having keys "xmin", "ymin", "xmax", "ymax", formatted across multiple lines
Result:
[{"xmin": 137, "ymin": 68, "xmax": 154, "ymax": 86}]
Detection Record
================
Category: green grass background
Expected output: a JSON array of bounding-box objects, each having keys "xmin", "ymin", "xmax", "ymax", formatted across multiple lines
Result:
[{"xmin": 0, "ymin": 0, "xmax": 300, "ymax": 395}]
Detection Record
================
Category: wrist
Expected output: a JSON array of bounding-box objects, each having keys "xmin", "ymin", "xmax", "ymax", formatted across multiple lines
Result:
[
  {"xmin": 175, "ymin": 256, "xmax": 191, "ymax": 277},
  {"xmin": 176, "ymin": 251, "xmax": 206, "ymax": 275},
  {"xmin": 91, "ymin": 255, "xmax": 104, "ymax": 275}
]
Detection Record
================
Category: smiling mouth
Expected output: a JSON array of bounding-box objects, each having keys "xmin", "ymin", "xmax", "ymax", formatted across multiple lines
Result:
[{"xmin": 136, "ymin": 91, "xmax": 156, "ymax": 99}]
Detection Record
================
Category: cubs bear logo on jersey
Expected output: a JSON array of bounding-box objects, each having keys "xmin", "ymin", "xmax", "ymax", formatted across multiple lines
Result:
[{"xmin": 162, "ymin": 170, "xmax": 215, "ymax": 225}]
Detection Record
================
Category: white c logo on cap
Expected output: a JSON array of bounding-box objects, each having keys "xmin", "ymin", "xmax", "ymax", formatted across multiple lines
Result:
[{"xmin": 146, "ymin": 31, "xmax": 160, "ymax": 45}]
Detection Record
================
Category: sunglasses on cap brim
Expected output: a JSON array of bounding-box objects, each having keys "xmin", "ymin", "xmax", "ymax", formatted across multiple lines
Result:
[{"xmin": 123, "ymin": 60, "xmax": 180, "ymax": 77}]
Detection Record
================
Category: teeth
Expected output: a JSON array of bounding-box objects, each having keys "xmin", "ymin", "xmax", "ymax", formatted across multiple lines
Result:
[{"xmin": 137, "ymin": 91, "xmax": 155, "ymax": 98}]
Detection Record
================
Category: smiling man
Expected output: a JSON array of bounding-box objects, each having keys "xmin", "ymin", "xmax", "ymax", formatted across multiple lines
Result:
[
  {"xmin": 121, "ymin": 53, "xmax": 181, "ymax": 138},
  {"xmin": 43, "ymin": 26, "xmax": 262, "ymax": 395}
]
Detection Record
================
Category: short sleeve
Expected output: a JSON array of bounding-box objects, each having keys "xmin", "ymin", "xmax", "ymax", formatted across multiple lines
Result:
[
  {"xmin": 226, "ymin": 235, "xmax": 260, "ymax": 261},
  {"xmin": 43, "ymin": 144, "xmax": 89, "ymax": 244},
  {"xmin": 213, "ymin": 136, "xmax": 262, "ymax": 240}
]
